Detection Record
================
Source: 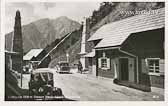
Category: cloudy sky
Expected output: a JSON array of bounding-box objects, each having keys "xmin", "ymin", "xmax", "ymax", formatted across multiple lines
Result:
[{"xmin": 5, "ymin": 2, "xmax": 100, "ymax": 33}]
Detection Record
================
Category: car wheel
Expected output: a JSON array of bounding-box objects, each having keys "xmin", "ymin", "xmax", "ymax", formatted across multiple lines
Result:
[
  {"xmin": 29, "ymin": 89, "xmax": 33, "ymax": 96},
  {"xmin": 57, "ymin": 88, "xmax": 63, "ymax": 96},
  {"xmin": 53, "ymin": 88, "xmax": 62, "ymax": 96}
]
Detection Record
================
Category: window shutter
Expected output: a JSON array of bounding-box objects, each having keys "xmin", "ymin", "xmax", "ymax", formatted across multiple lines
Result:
[
  {"xmin": 98, "ymin": 58, "xmax": 101, "ymax": 68},
  {"xmin": 141, "ymin": 59, "xmax": 148, "ymax": 73},
  {"xmin": 107, "ymin": 58, "xmax": 110, "ymax": 69},
  {"xmin": 113, "ymin": 60, "xmax": 117, "ymax": 78},
  {"xmin": 159, "ymin": 59, "xmax": 164, "ymax": 75}
]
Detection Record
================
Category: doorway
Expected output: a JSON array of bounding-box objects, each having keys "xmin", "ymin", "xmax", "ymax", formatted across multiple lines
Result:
[{"xmin": 119, "ymin": 58, "xmax": 129, "ymax": 81}]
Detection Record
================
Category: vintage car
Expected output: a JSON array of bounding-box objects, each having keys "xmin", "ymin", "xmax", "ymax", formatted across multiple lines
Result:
[
  {"xmin": 56, "ymin": 61, "xmax": 70, "ymax": 73},
  {"xmin": 28, "ymin": 68, "xmax": 63, "ymax": 100}
]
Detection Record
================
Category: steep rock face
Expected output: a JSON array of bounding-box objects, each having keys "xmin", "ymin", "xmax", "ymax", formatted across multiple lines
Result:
[{"xmin": 5, "ymin": 16, "xmax": 81, "ymax": 53}]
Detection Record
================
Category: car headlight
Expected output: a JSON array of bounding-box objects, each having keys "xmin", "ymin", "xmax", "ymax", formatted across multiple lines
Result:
[
  {"xmin": 46, "ymin": 92, "xmax": 51, "ymax": 96},
  {"xmin": 38, "ymin": 87, "xmax": 44, "ymax": 92},
  {"xmin": 32, "ymin": 89, "xmax": 36, "ymax": 92}
]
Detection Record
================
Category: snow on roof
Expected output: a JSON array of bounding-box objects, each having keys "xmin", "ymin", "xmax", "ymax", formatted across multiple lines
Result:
[
  {"xmin": 88, "ymin": 8, "xmax": 165, "ymax": 48},
  {"xmin": 23, "ymin": 49, "xmax": 43, "ymax": 60}
]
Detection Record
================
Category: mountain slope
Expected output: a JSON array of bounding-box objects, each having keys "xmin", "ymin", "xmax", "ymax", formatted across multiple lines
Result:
[
  {"xmin": 85, "ymin": 2, "xmax": 164, "ymax": 53},
  {"xmin": 5, "ymin": 16, "xmax": 81, "ymax": 53},
  {"xmin": 47, "ymin": 28, "xmax": 82, "ymax": 68},
  {"xmin": 90, "ymin": 2, "xmax": 164, "ymax": 34},
  {"xmin": 48, "ymin": 2, "xmax": 165, "ymax": 67}
]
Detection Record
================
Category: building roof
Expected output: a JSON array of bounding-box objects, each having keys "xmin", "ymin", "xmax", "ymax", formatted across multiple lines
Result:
[
  {"xmin": 32, "ymin": 68, "xmax": 53, "ymax": 74},
  {"xmin": 83, "ymin": 51, "xmax": 95, "ymax": 57},
  {"xmin": 5, "ymin": 50, "xmax": 20, "ymax": 55},
  {"xmin": 23, "ymin": 49, "xmax": 43, "ymax": 60},
  {"xmin": 58, "ymin": 61, "xmax": 69, "ymax": 64},
  {"xmin": 88, "ymin": 8, "xmax": 165, "ymax": 48}
]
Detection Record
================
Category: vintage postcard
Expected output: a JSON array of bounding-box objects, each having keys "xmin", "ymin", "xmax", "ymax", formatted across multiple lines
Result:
[{"xmin": 1, "ymin": 0, "xmax": 166, "ymax": 103}]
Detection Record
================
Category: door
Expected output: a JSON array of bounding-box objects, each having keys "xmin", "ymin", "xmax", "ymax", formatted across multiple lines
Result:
[{"xmin": 120, "ymin": 58, "xmax": 129, "ymax": 81}]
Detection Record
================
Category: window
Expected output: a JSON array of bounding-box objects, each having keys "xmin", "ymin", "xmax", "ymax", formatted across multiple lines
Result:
[
  {"xmin": 101, "ymin": 58, "xmax": 107, "ymax": 68},
  {"xmin": 98, "ymin": 57, "xmax": 110, "ymax": 69},
  {"xmin": 147, "ymin": 59, "xmax": 160, "ymax": 74}
]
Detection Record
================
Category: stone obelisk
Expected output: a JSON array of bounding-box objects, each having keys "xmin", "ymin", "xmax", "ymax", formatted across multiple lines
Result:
[
  {"xmin": 80, "ymin": 19, "xmax": 87, "ymax": 70},
  {"xmin": 12, "ymin": 10, "xmax": 23, "ymax": 73}
]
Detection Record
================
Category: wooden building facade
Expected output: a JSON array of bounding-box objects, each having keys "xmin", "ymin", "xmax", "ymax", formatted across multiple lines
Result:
[{"xmin": 87, "ymin": 8, "xmax": 165, "ymax": 91}]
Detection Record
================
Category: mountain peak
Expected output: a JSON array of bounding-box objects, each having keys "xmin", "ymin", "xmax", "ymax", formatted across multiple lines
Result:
[
  {"xmin": 52, "ymin": 16, "xmax": 73, "ymax": 22},
  {"xmin": 57, "ymin": 16, "xmax": 69, "ymax": 20},
  {"xmin": 5, "ymin": 16, "xmax": 81, "ymax": 53}
]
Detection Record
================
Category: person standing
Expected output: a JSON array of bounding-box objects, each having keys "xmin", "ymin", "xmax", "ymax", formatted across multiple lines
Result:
[{"xmin": 78, "ymin": 61, "xmax": 83, "ymax": 74}]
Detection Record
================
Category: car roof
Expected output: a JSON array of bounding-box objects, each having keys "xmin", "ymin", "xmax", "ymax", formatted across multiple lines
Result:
[
  {"xmin": 32, "ymin": 68, "xmax": 53, "ymax": 74},
  {"xmin": 58, "ymin": 61, "xmax": 69, "ymax": 64}
]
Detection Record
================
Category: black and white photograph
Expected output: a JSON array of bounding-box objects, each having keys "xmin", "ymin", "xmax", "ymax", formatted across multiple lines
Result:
[{"xmin": 3, "ymin": 0, "xmax": 166, "ymax": 102}]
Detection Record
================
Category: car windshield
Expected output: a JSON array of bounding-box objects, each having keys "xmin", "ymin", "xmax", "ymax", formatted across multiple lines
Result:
[
  {"xmin": 60, "ymin": 63, "xmax": 69, "ymax": 66},
  {"xmin": 33, "ymin": 72, "xmax": 53, "ymax": 82}
]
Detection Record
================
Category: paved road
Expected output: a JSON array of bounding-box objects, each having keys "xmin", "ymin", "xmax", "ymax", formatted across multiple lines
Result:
[
  {"xmin": 22, "ymin": 68, "xmax": 164, "ymax": 101},
  {"xmin": 52, "ymin": 69, "xmax": 164, "ymax": 101}
]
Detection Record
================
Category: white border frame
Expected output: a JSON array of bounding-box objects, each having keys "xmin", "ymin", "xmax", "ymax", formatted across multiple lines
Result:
[{"xmin": 1, "ymin": 0, "xmax": 168, "ymax": 106}]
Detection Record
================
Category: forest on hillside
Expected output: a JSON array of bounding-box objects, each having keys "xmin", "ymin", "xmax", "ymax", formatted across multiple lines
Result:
[{"xmin": 89, "ymin": 2, "xmax": 164, "ymax": 29}]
